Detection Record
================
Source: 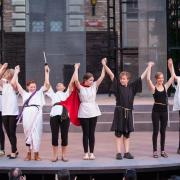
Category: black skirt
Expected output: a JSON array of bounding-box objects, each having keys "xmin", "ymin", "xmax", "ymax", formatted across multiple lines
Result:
[{"xmin": 111, "ymin": 106, "xmax": 134, "ymax": 133}]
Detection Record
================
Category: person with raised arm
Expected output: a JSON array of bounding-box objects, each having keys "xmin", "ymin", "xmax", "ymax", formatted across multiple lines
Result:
[
  {"xmin": 74, "ymin": 58, "xmax": 106, "ymax": 160},
  {"xmin": 146, "ymin": 59, "xmax": 175, "ymax": 158},
  {"xmin": 15, "ymin": 64, "xmax": 50, "ymax": 161},
  {"xmin": 45, "ymin": 65, "xmax": 75, "ymax": 162},
  {"xmin": 103, "ymin": 59, "xmax": 149, "ymax": 160}
]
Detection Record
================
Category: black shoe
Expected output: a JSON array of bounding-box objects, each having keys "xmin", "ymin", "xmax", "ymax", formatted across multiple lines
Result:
[
  {"xmin": 7, "ymin": 151, "xmax": 19, "ymax": 158},
  {"xmin": 124, "ymin": 152, "xmax": 134, "ymax": 159},
  {"xmin": 161, "ymin": 151, "xmax": 168, "ymax": 158},
  {"xmin": 116, "ymin": 153, "xmax": 122, "ymax": 160}
]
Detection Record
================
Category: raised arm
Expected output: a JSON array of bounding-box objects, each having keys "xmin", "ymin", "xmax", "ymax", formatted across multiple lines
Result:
[
  {"xmin": 103, "ymin": 58, "xmax": 114, "ymax": 81},
  {"xmin": 68, "ymin": 66, "xmax": 76, "ymax": 93},
  {"xmin": 0, "ymin": 63, "xmax": 8, "ymax": 79},
  {"xmin": 146, "ymin": 62, "xmax": 155, "ymax": 94},
  {"xmin": 44, "ymin": 64, "xmax": 50, "ymax": 91},
  {"xmin": 165, "ymin": 58, "xmax": 175, "ymax": 90},
  {"xmin": 141, "ymin": 63, "xmax": 151, "ymax": 80},
  {"xmin": 96, "ymin": 58, "xmax": 106, "ymax": 87},
  {"xmin": 73, "ymin": 63, "xmax": 81, "ymax": 90},
  {"xmin": 14, "ymin": 65, "xmax": 25, "ymax": 95},
  {"xmin": 11, "ymin": 65, "xmax": 20, "ymax": 91}
]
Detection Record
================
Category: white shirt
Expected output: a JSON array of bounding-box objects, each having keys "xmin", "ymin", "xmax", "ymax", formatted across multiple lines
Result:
[
  {"xmin": 2, "ymin": 83, "xmax": 19, "ymax": 116},
  {"xmin": 78, "ymin": 82, "xmax": 101, "ymax": 118},
  {"xmin": 20, "ymin": 86, "xmax": 45, "ymax": 107},
  {"xmin": 173, "ymin": 77, "xmax": 180, "ymax": 111},
  {"xmin": 46, "ymin": 87, "xmax": 69, "ymax": 117}
]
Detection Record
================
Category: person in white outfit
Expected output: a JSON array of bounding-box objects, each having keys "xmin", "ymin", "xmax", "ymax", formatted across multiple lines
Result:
[
  {"xmin": 0, "ymin": 63, "xmax": 8, "ymax": 156},
  {"xmin": 45, "ymin": 65, "xmax": 75, "ymax": 162},
  {"xmin": 14, "ymin": 65, "xmax": 50, "ymax": 161},
  {"xmin": 74, "ymin": 58, "xmax": 106, "ymax": 160},
  {"xmin": 1, "ymin": 66, "xmax": 19, "ymax": 159}
]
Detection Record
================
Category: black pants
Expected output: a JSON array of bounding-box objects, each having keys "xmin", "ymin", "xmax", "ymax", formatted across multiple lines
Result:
[
  {"xmin": 2, "ymin": 115, "xmax": 18, "ymax": 153},
  {"xmin": 50, "ymin": 115, "xmax": 70, "ymax": 146},
  {"xmin": 152, "ymin": 112, "xmax": 168, "ymax": 151},
  {"xmin": 79, "ymin": 117, "xmax": 97, "ymax": 153},
  {"xmin": 0, "ymin": 112, "xmax": 5, "ymax": 151}
]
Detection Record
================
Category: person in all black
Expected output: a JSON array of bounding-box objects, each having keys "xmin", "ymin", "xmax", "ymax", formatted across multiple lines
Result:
[
  {"xmin": 147, "ymin": 59, "xmax": 175, "ymax": 158},
  {"xmin": 103, "ymin": 60, "xmax": 149, "ymax": 160}
]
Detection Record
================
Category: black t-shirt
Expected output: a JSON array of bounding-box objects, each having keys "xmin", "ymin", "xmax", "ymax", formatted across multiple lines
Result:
[{"xmin": 111, "ymin": 77, "xmax": 142, "ymax": 109}]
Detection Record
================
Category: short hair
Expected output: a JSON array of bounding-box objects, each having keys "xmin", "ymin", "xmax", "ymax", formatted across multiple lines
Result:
[
  {"xmin": 124, "ymin": 169, "xmax": 137, "ymax": 180},
  {"xmin": 26, "ymin": 80, "xmax": 36, "ymax": 87},
  {"xmin": 119, "ymin": 71, "xmax": 131, "ymax": 80},
  {"xmin": 83, "ymin": 72, "xmax": 94, "ymax": 82},
  {"xmin": 56, "ymin": 169, "xmax": 70, "ymax": 180},
  {"xmin": 9, "ymin": 168, "xmax": 23, "ymax": 180},
  {"xmin": 155, "ymin": 72, "xmax": 163, "ymax": 79}
]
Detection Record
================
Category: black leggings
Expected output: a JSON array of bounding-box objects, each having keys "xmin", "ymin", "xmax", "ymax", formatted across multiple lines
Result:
[
  {"xmin": 2, "ymin": 115, "xmax": 18, "ymax": 153},
  {"xmin": 79, "ymin": 117, "xmax": 97, "ymax": 153},
  {"xmin": 50, "ymin": 115, "xmax": 70, "ymax": 146},
  {"xmin": 0, "ymin": 112, "xmax": 5, "ymax": 151},
  {"xmin": 152, "ymin": 111, "xmax": 168, "ymax": 151}
]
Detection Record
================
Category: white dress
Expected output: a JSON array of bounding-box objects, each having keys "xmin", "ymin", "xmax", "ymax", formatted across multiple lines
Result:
[
  {"xmin": 78, "ymin": 82, "xmax": 101, "ymax": 118},
  {"xmin": 20, "ymin": 87, "xmax": 45, "ymax": 152},
  {"xmin": 173, "ymin": 77, "xmax": 180, "ymax": 111},
  {"xmin": 45, "ymin": 87, "xmax": 69, "ymax": 117},
  {"xmin": 2, "ymin": 82, "xmax": 19, "ymax": 116}
]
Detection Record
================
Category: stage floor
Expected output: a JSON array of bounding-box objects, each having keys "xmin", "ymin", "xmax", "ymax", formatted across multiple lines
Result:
[{"xmin": 1, "ymin": 132, "xmax": 180, "ymax": 173}]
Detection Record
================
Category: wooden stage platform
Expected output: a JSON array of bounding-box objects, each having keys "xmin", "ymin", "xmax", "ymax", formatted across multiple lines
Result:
[{"xmin": 0, "ymin": 132, "xmax": 180, "ymax": 179}]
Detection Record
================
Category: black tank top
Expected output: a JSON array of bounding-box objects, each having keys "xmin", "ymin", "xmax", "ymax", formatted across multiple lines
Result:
[{"xmin": 152, "ymin": 86, "xmax": 168, "ymax": 112}]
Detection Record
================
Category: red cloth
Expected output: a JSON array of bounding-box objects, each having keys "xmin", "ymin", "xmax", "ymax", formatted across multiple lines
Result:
[{"xmin": 60, "ymin": 87, "xmax": 80, "ymax": 126}]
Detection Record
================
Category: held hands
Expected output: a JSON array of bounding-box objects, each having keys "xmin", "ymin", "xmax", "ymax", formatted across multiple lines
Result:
[
  {"xmin": 148, "ymin": 61, "xmax": 155, "ymax": 67},
  {"xmin": 74, "ymin": 63, "xmax": 80, "ymax": 69},
  {"xmin": 44, "ymin": 64, "xmax": 50, "ymax": 73},
  {"xmin": 14, "ymin": 65, "xmax": 20, "ymax": 74},
  {"xmin": 168, "ymin": 58, "xmax": 173, "ymax": 68},
  {"xmin": 101, "ymin": 58, "xmax": 107, "ymax": 66}
]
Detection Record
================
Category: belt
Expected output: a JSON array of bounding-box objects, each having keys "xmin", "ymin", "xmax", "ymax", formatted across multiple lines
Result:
[
  {"xmin": 24, "ymin": 104, "xmax": 40, "ymax": 110},
  {"xmin": 154, "ymin": 102, "xmax": 167, "ymax": 106},
  {"xmin": 117, "ymin": 106, "xmax": 132, "ymax": 119},
  {"xmin": 53, "ymin": 102, "xmax": 60, "ymax": 107}
]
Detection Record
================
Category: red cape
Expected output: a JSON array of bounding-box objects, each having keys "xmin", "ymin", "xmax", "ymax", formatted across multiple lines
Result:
[{"xmin": 60, "ymin": 87, "xmax": 80, "ymax": 126}]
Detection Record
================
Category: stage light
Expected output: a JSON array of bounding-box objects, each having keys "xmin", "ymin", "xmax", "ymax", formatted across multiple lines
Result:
[{"xmin": 90, "ymin": 0, "xmax": 97, "ymax": 16}]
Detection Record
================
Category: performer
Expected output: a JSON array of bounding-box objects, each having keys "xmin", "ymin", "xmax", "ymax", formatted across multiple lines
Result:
[
  {"xmin": 168, "ymin": 60, "xmax": 180, "ymax": 154},
  {"xmin": 74, "ymin": 58, "xmax": 106, "ymax": 160},
  {"xmin": 103, "ymin": 60, "xmax": 149, "ymax": 160},
  {"xmin": 0, "ymin": 63, "xmax": 8, "ymax": 156},
  {"xmin": 1, "ymin": 67, "xmax": 19, "ymax": 159},
  {"xmin": 15, "ymin": 65, "xmax": 50, "ymax": 161},
  {"xmin": 147, "ymin": 59, "xmax": 175, "ymax": 158},
  {"xmin": 45, "ymin": 65, "xmax": 75, "ymax": 162}
]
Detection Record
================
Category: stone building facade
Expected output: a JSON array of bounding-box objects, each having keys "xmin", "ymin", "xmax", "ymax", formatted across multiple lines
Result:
[{"xmin": 1, "ymin": 0, "xmax": 167, "ymax": 95}]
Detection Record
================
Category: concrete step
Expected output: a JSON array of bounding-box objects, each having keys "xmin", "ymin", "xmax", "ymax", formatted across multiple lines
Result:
[{"xmin": 16, "ymin": 104, "xmax": 180, "ymax": 132}]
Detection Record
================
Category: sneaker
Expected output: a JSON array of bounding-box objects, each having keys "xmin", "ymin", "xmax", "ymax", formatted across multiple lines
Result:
[
  {"xmin": 124, "ymin": 152, "xmax": 134, "ymax": 159},
  {"xmin": 0, "ymin": 150, "xmax": 5, "ymax": 156},
  {"xmin": 116, "ymin": 153, "xmax": 122, "ymax": 160}
]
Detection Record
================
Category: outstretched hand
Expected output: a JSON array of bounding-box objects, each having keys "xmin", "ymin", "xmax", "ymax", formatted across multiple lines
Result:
[
  {"xmin": 2, "ymin": 63, "xmax": 8, "ymax": 69},
  {"xmin": 101, "ymin": 58, "xmax": 107, "ymax": 66}
]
